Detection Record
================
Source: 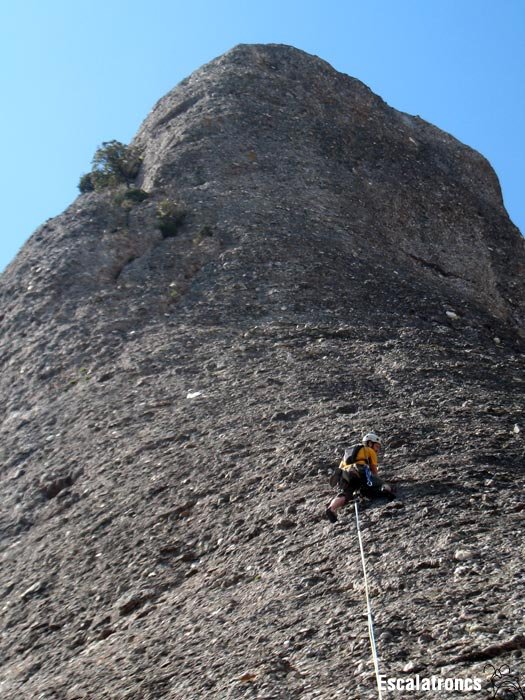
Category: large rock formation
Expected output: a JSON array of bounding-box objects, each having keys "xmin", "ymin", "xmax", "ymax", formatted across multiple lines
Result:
[{"xmin": 0, "ymin": 44, "xmax": 524, "ymax": 699}]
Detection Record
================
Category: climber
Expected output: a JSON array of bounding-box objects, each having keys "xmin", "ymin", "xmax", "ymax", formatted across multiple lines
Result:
[{"xmin": 325, "ymin": 432, "xmax": 395, "ymax": 523}]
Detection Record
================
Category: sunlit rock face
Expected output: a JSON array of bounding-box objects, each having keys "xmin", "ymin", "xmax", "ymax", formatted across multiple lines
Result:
[{"xmin": 0, "ymin": 44, "xmax": 523, "ymax": 700}]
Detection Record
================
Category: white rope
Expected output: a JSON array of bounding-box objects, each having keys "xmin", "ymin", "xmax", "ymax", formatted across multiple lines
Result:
[{"xmin": 354, "ymin": 500, "xmax": 383, "ymax": 700}]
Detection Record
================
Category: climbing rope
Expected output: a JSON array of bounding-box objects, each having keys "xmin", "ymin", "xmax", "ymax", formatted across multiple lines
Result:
[{"xmin": 354, "ymin": 501, "xmax": 383, "ymax": 699}]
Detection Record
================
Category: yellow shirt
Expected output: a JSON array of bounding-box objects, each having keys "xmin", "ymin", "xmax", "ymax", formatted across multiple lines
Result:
[{"xmin": 340, "ymin": 446, "xmax": 378, "ymax": 475}]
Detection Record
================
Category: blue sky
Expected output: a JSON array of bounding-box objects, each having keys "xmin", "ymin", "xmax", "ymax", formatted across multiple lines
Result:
[{"xmin": 1, "ymin": 0, "xmax": 523, "ymax": 272}]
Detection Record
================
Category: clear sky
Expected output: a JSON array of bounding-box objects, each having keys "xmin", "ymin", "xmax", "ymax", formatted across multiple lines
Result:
[{"xmin": 1, "ymin": 0, "xmax": 523, "ymax": 272}]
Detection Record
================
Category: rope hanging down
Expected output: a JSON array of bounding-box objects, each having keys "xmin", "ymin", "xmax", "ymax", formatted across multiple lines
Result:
[{"xmin": 354, "ymin": 501, "xmax": 383, "ymax": 700}]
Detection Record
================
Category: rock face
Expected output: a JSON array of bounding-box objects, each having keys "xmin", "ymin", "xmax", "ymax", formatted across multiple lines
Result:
[{"xmin": 0, "ymin": 44, "xmax": 524, "ymax": 699}]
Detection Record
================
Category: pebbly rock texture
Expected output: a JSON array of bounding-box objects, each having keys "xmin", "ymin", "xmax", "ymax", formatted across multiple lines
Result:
[{"xmin": 0, "ymin": 43, "xmax": 524, "ymax": 700}]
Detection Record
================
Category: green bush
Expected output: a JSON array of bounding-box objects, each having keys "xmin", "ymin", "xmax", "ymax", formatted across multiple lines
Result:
[
  {"xmin": 156, "ymin": 199, "xmax": 186, "ymax": 238},
  {"xmin": 122, "ymin": 188, "xmax": 149, "ymax": 203},
  {"xmin": 78, "ymin": 172, "xmax": 95, "ymax": 193},
  {"xmin": 78, "ymin": 140, "xmax": 142, "ymax": 192},
  {"xmin": 113, "ymin": 188, "xmax": 149, "ymax": 208}
]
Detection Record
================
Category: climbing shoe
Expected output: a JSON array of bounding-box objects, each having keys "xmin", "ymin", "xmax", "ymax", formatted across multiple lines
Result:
[
  {"xmin": 325, "ymin": 508, "xmax": 338, "ymax": 524},
  {"xmin": 381, "ymin": 486, "xmax": 396, "ymax": 502}
]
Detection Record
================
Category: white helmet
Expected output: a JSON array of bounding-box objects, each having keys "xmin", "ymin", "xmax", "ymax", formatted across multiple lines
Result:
[{"xmin": 363, "ymin": 432, "xmax": 382, "ymax": 446}]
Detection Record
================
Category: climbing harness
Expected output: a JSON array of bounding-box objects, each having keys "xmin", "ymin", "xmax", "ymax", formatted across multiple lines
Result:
[
  {"xmin": 332, "ymin": 444, "xmax": 375, "ymax": 490},
  {"xmin": 354, "ymin": 501, "xmax": 383, "ymax": 699}
]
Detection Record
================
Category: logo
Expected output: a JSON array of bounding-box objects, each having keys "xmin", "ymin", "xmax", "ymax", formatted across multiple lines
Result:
[{"xmin": 486, "ymin": 663, "xmax": 525, "ymax": 699}]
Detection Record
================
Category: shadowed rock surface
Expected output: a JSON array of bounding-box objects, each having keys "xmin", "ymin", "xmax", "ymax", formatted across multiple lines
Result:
[{"xmin": 0, "ymin": 44, "xmax": 524, "ymax": 699}]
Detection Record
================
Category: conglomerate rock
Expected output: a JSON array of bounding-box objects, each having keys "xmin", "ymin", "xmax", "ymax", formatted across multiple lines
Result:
[{"xmin": 0, "ymin": 44, "xmax": 524, "ymax": 699}]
